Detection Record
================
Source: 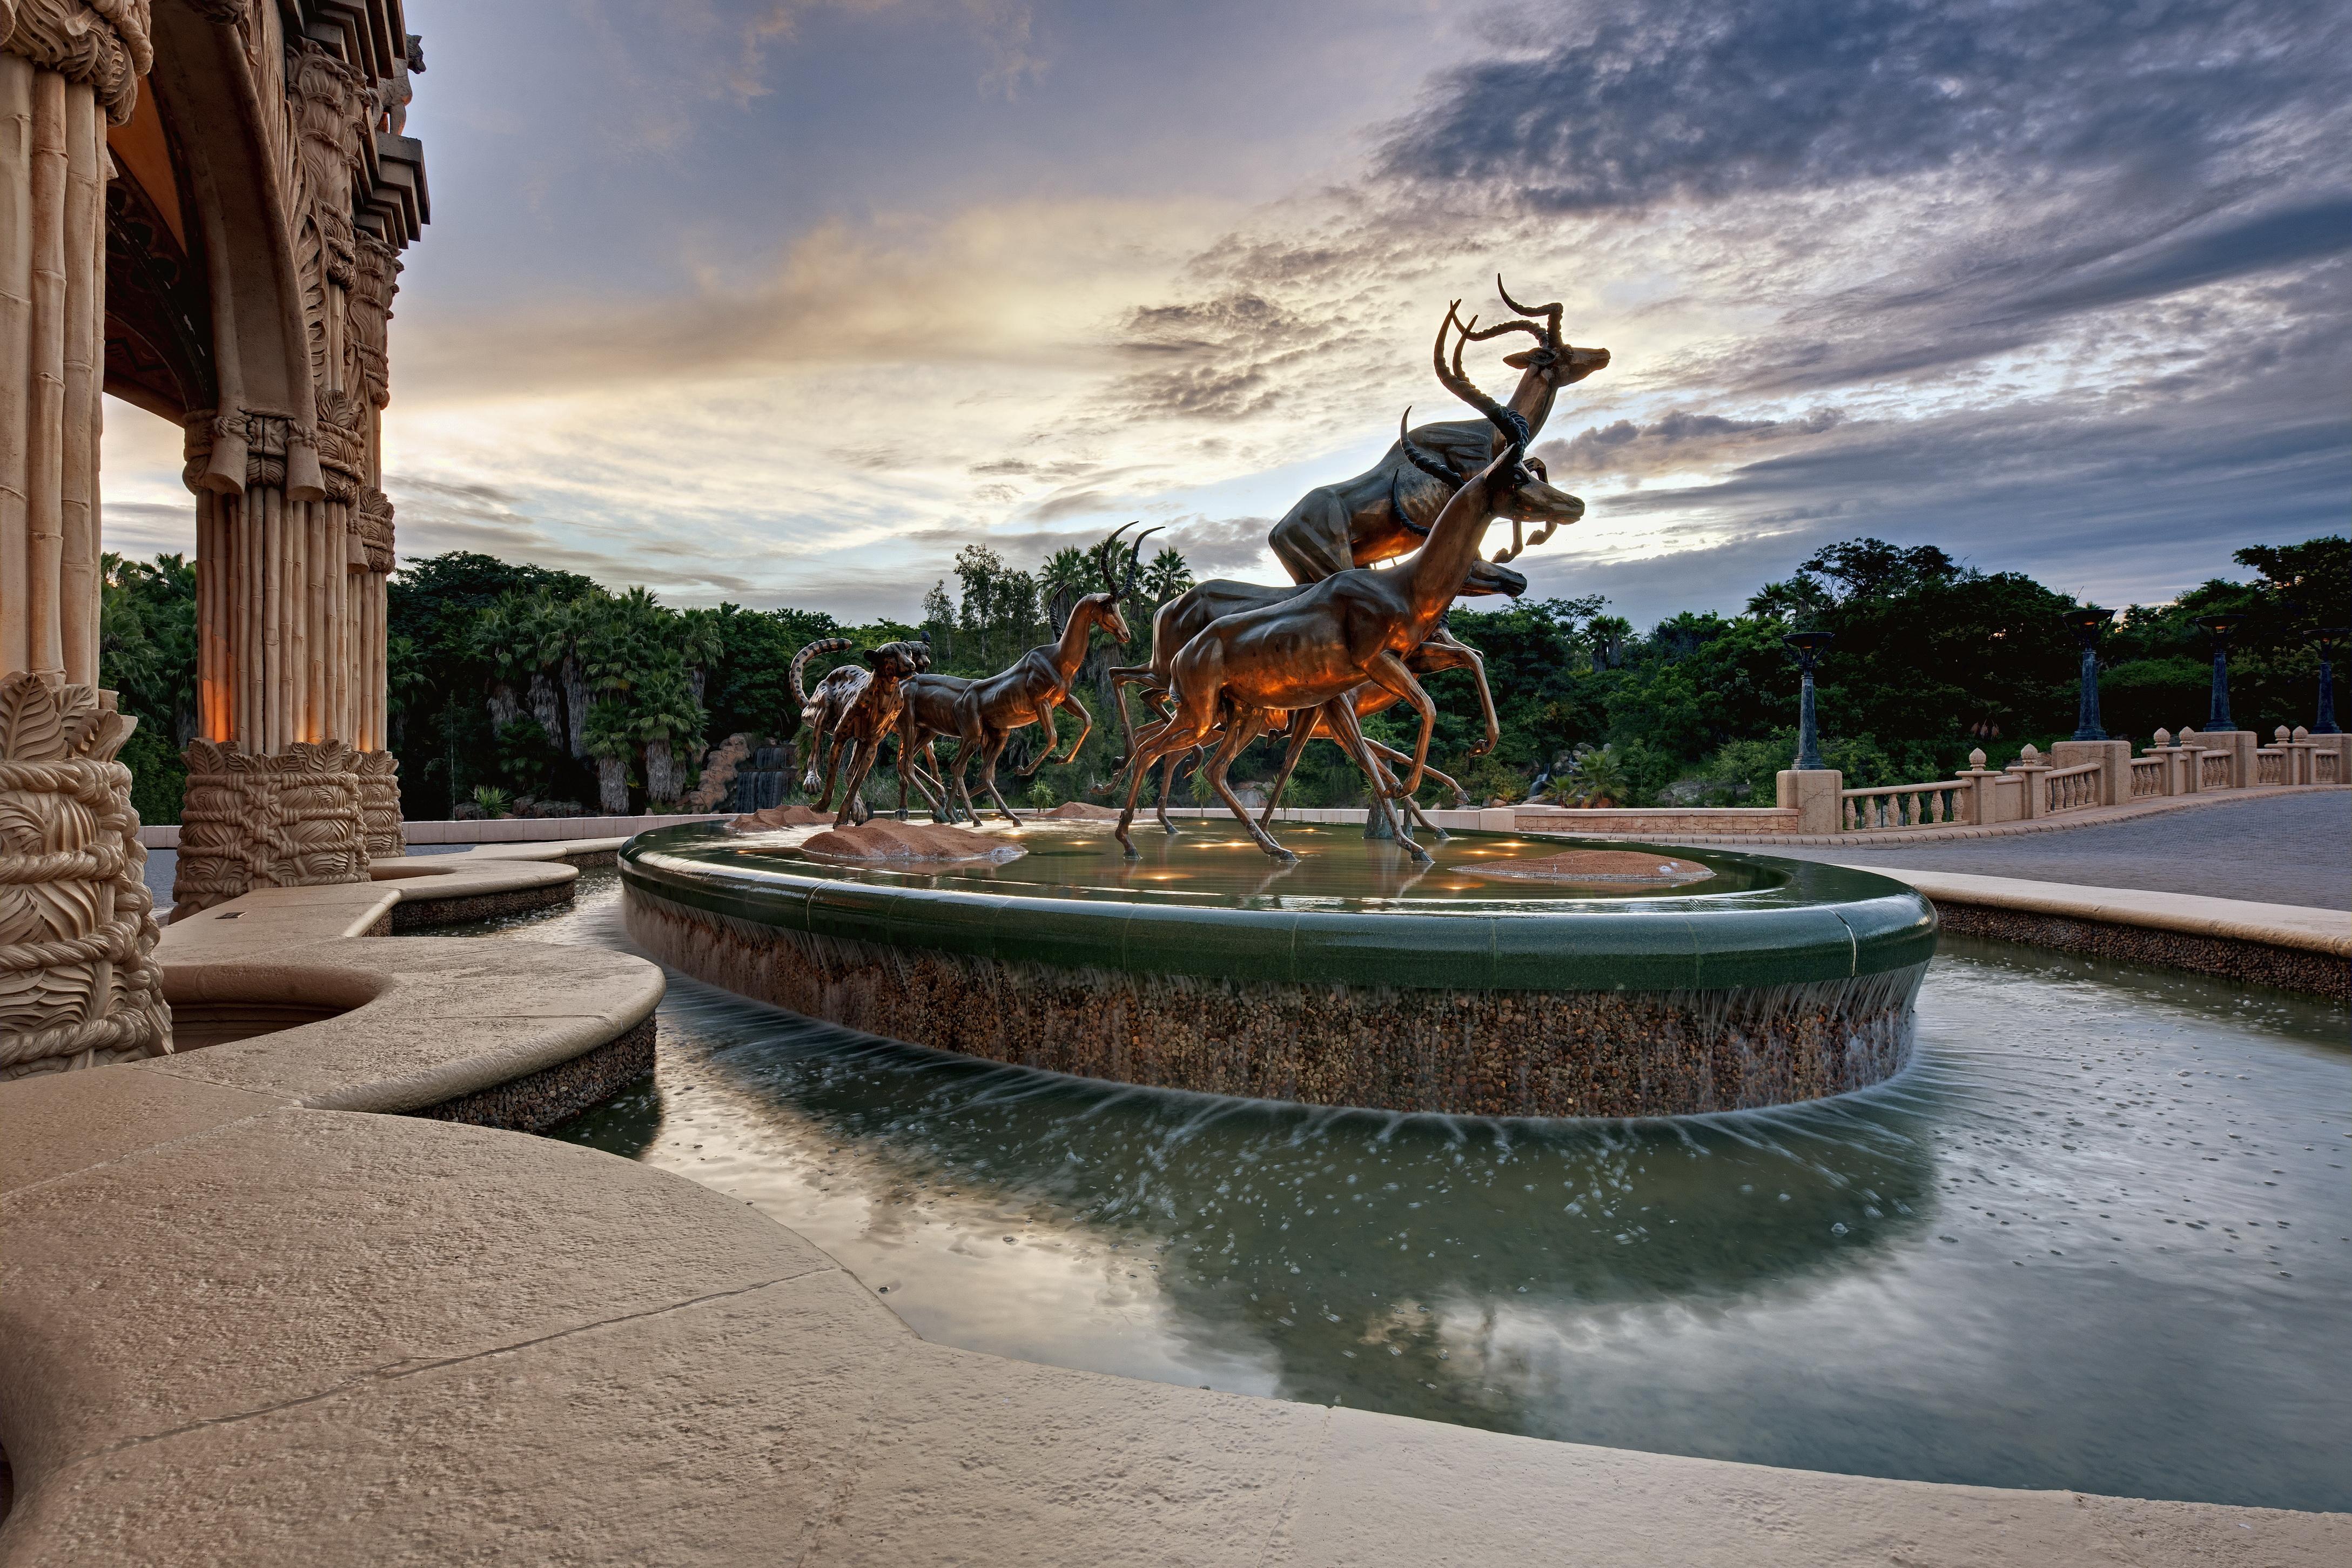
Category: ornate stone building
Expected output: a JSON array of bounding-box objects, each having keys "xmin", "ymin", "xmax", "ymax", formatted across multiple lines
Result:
[{"xmin": 0, "ymin": 0, "xmax": 426, "ymax": 1075}]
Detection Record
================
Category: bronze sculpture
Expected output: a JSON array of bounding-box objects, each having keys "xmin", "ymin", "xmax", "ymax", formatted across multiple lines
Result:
[
  {"xmin": 1265, "ymin": 278, "xmax": 1606, "ymax": 590},
  {"xmin": 1113, "ymin": 304, "xmax": 1538, "ymax": 863},
  {"xmin": 900, "ymin": 529, "xmax": 1148, "ymax": 823},
  {"xmin": 789, "ymin": 636, "xmax": 934, "ymax": 826}
]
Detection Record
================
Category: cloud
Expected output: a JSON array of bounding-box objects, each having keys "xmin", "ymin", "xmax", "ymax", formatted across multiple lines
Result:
[{"xmin": 1380, "ymin": 0, "xmax": 2344, "ymax": 211}]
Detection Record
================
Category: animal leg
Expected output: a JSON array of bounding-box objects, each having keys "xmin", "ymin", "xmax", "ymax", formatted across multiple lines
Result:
[
  {"xmin": 1205, "ymin": 712, "xmax": 1290, "ymax": 862},
  {"xmin": 829, "ymin": 738, "xmax": 866, "ymax": 828},
  {"xmin": 1325, "ymin": 699, "xmax": 1427, "ymax": 863},
  {"xmin": 978, "ymin": 732, "xmax": 1020, "ymax": 822},
  {"xmin": 1359, "ymin": 650, "xmax": 1437, "ymax": 799},
  {"xmin": 1258, "ymin": 714, "xmax": 1317, "ymax": 827},
  {"xmin": 1363, "ymin": 739, "xmax": 1453, "ymax": 839},
  {"xmin": 1052, "ymin": 692, "xmax": 1091, "ymax": 766}
]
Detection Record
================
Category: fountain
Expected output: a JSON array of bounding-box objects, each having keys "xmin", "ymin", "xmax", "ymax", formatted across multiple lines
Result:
[
  {"xmin": 621, "ymin": 819, "xmax": 1932, "ymax": 1117},
  {"xmin": 622, "ymin": 285, "xmax": 1937, "ymax": 1118}
]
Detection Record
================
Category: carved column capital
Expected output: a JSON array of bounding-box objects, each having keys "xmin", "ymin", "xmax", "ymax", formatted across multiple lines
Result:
[
  {"xmin": 2, "ymin": 0, "xmax": 153, "ymax": 124},
  {"xmin": 181, "ymin": 408, "xmax": 325, "ymax": 499}
]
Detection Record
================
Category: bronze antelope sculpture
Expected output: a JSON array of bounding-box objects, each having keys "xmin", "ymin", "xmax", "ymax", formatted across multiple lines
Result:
[
  {"xmin": 1115, "ymin": 304, "xmax": 1536, "ymax": 863},
  {"xmin": 1265, "ymin": 276, "xmax": 1606, "ymax": 590},
  {"xmin": 789, "ymin": 635, "xmax": 933, "ymax": 826},
  {"xmin": 901, "ymin": 528, "xmax": 1150, "ymax": 823}
]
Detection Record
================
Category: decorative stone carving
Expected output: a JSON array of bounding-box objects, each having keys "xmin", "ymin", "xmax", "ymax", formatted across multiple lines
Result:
[
  {"xmin": 356, "ymin": 749, "xmax": 404, "ymax": 858},
  {"xmin": 348, "ymin": 232, "xmax": 401, "ymax": 409},
  {"xmin": 315, "ymin": 387, "xmax": 368, "ymax": 505},
  {"xmin": 172, "ymin": 738, "xmax": 368, "ymax": 917},
  {"xmin": 1, "ymin": 0, "xmax": 153, "ymax": 124},
  {"xmin": 353, "ymin": 485, "xmax": 395, "ymax": 573},
  {"xmin": 0, "ymin": 672, "xmax": 170, "ymax": 1079},
  {"xmin": 180, "ymin": 406, "xmax": 321, "ymax": 496}
]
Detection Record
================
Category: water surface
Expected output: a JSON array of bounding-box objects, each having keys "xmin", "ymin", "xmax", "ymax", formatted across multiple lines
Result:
[{"xmin": 479, "ymin": 872, "xmax": 2350, "ymax": 1511}]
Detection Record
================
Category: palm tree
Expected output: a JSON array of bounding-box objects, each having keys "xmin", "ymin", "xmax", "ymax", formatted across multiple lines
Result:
[
  {"xmin": 1141, "ymin": 544, "xmax": 1192, "ymax": 605},
  {"xmin": 1039, "ymin": 546, "xmax": 1093, "ymax": 634},
  {"xmin": 633, "ymin": 667, "xmax": 705, "ymax": 808},
  {"xmin": 676, "ymin": 605, "xmax": 725, "ymax": 707},
  {"xmin": 583, "ymin": 696, "xmax": 635, "ymax": 814}
]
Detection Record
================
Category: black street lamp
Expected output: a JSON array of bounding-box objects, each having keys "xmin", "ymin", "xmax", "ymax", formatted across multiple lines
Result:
[
  {"xmin": 2315, "ymin": 627, "xmax": 2348, "ymax": 736},
  {"xmin": 1784, "ymin": 630, "xmax": 1834, "ymax": 769},
  {"xmin": 2194, "ymin": 614, "xmax": 2243, "ymax": 732},
  {"xmin": 2064, "ymin": 607, "xmax": 2114, "ymax": 741}
]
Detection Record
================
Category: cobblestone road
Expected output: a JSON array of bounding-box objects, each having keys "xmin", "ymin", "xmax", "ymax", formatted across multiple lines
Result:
[{"xmin": 1759, "ymin": 791, "xmax": 2351, "ymax": 910}]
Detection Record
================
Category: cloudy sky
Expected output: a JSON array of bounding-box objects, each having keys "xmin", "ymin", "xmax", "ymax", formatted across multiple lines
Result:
[{"xmin": 102, "ymin": 0, "xmax": 2350, "ymax": 627}]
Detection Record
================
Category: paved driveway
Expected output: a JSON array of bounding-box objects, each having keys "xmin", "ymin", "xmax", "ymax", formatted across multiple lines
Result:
[{"xmin": 1757, "ymin": 791, "xmax": 2351, "ymax": 910}]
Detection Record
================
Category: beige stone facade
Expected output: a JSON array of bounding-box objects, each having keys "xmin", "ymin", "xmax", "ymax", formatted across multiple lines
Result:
[{"xmin": 0, "ymin": 1, "xmax": 425, "ymax": 1071}]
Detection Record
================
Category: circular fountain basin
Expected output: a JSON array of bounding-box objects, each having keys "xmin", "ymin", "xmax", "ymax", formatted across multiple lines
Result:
[{"xmin": 620, "ymin": 819, "xmax": 1936, "ymax": 1117}]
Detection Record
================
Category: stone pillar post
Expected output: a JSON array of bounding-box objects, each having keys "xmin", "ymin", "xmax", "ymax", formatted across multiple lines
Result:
[
  {"xmin": 1775, "ymin": 768, "xmax": 1843, "ymax": 835},
  {"xmin": 2007, "ymin": 744, "xmax": 2048, "ymax": 818},
  {"xmin": 1956, "ymin": 749, "xmax": 2000, "ymax": 824},
  {"xmin": 2287, "ymin": 726, "xmax": 2316, "ymax": 785},
  {"xmin": 2052, "ymin": 738, "xmax": 2131, "ymax": 806},
  {"xmin": 2146, "ymin": 731, "xmax": 2181, "ymax": 796}
]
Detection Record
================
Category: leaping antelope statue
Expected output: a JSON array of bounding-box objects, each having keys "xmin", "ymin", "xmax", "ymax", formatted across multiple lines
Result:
[{"xmin": 1115, "ymin": 304, "xmax": 1538, "ymax": 863}]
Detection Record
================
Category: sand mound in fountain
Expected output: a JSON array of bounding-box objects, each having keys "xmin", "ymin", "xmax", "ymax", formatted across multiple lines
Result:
[
  {"xmin": 1040, "ymin": 802, "xmax": 1121, "ymax": 819},
  {"xmin": 1463, "ymin": 849, "xmax": 1714, "ymax": 887},
  {"xmin": 802, "ymin": 820, "xmax": 1026, "ymax": 863},
  {"xmin": 731, "ymin": 804, "xmax": 830, "ymax": 829}
]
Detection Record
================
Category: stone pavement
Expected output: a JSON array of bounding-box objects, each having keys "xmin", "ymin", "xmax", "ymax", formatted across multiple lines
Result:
[{"xmin": 1760, "ymin": 791, "xmax": 2350, "ymax": 910}]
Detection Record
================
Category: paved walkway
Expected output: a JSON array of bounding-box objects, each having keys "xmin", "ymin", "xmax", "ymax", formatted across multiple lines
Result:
[{"xmin": 1761, "ymin": 791, "xmax": 2350, "ymax": 911}]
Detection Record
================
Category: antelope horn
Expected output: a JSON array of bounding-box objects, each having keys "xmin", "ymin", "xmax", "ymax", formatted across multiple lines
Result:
[
  {"xmin": 1438, "ymin": 304, "xmax": 1531, "ymax": 453},
  {"xmin": 1388, "ymin": 461, "xmax": 1430, "ymax": 539},
  {"xmin": 1462, "ymin": 317, "xmax": 1545, "ymax": 345},
  {"xmin": 1097, "ymin": 521, "xmax": 1133, "ymax": 594},
  {"xmin": 1495, "ymin": 274, "xmax": 1564, "ymax": 348},
  {"xmin": 1396, "ymin": 406, "xmax": 1458, "ymax": 482},
  {"xmin": 1123, "ymin": 526, "xmax": 1161, "ymax": 596}
]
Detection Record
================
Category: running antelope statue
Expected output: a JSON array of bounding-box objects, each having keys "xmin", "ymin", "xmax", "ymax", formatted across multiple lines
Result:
[
  {"xmin": 790, "ymin": 635, "xmax": 933, "ymax": 825},
  {"xmin": 900, "ymin": 527, "xmax": 1150, "ymax": 823},
  {"xmin": 1115, "ymin": 304, "xmax": 1538, "ymax": 863}
]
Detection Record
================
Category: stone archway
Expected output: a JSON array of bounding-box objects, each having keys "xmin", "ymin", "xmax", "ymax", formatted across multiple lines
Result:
[{"xmin": 1, "ymin": 0, "xmax": 428, "ymax": 1076}]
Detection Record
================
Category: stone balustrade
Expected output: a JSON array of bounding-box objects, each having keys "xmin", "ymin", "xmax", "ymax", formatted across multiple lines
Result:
[{"xmin": 1814, "ymin": 725, "xmax": 2349, "ymax": 839}]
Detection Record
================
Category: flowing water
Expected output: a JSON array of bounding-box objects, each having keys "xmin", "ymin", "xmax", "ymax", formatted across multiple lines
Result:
[{"xmin": 463, "ymin": 869, "xmax": 2349, "ymax": 1512}]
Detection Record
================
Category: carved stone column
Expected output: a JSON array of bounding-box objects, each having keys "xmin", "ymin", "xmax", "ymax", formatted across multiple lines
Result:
[
  {"xmin": 0, "ymin": 672, "xmax": 170, "ymax": 1077},
  {"xmin": 171, "ymin": 737, "xmax": 367, "ymax": 918},
  {"xmin": 1, "ymin": 4, "xmax": 170, "ymax": 1073}
]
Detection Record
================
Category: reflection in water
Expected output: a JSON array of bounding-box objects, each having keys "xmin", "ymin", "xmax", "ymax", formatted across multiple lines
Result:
[
  {"xmin": 486, "ymin": 872, "xmax": 2349, "ymax": 1512},
  {"xmin": 714, "ymin": 821, "xmax": 1783, "ymax": 909}
]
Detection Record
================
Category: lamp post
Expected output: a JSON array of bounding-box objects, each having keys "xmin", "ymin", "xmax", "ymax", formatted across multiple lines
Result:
[
  {"xmin": 2064, "ymin": 607, "xmax": 2114, "ymax": 741},
  {"xmin": 2315, "ymin": 627, "xmax": 2348, "ymax": 736},
  {"xmin": 1784, "ymin": 630, "xmax": 1834, "ymax": 769},
  {"xmin": 2194, "ymin": 614, "xmax": 2243, "ymax": 732}
]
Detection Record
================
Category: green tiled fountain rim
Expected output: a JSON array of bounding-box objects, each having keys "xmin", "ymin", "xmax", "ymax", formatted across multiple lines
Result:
[{"xmin": 622, "ymin": 823, "xmax": 1937, "ymax": 992}]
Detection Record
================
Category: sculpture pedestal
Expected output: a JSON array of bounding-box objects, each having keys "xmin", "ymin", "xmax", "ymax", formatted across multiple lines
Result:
[{"xmin": 171, "ymin": 740, "xmax": 374, "ymax": 918}]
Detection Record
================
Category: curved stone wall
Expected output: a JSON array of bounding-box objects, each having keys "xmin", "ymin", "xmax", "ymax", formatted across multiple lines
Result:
[{"xmin": 622, "ymin": 825, "xmax": 1938, "ymax": 1117}]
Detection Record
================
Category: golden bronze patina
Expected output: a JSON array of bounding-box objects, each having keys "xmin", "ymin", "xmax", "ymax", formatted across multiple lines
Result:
[
  {"xmin": 900, "ymin": 530, "xmax": 1148, "ymax": 823},
  {"xmin": 1113, "ymin": 304, "xmax": 1540, "ymax": 864},
  {"xmin": 789, "ymin": 636, "xmax": 934, "ymax": 826}
]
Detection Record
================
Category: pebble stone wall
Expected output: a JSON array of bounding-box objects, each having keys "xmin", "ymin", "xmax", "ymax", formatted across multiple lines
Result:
[{"xmin": 627, "ymin": 890, "xmax": 1921, "ymax": 1118}]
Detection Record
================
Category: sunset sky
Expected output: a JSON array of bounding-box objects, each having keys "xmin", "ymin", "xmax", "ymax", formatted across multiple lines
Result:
[{"xmin": 100, "ymin": 0, "xmax": 2351, "ymax": 627}]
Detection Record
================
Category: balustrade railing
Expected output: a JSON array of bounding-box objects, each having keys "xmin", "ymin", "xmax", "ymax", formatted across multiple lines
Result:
[
  {"xmin": 2199, "ymin": 751, "xmax": 2232, "ymax": 789},
  {"xmin": 2042, "ymin": 761, "xmax": 2101, "ymax": 813},
  {"xmin": 2320, "ymin": 751, "xmax": 2342, "ymax": 785},
  {"xmin": 2256, "ymin": 750, "xmax": 2287, "ymax": 785},
  {"xmin": 2128, "ymin": 756, "xmax": 2166, "ymax": 798},
  {"xmin": 1840, "ymin": 780, "xmax": 1970, "ymax": 831}
]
